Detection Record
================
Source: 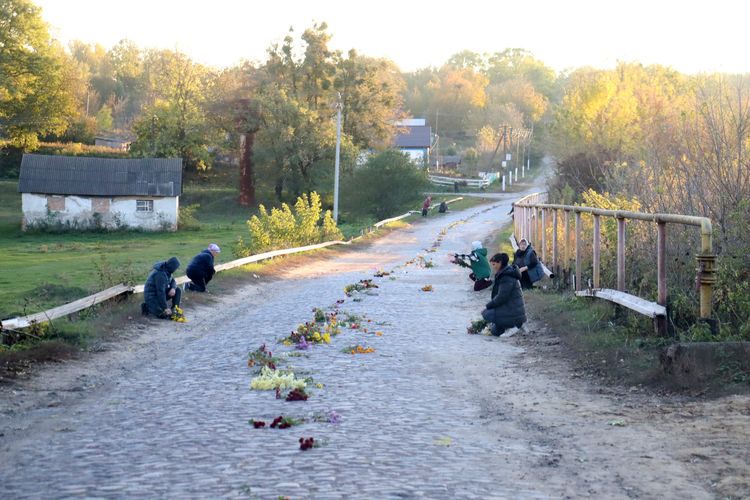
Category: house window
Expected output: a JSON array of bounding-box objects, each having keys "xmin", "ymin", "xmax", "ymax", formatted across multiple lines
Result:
[{"xmin": 136, "ymin": 200, "xmax": 154, "ymax": 212}]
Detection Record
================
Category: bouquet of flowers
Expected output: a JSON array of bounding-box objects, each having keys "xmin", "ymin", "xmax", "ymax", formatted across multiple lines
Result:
[
  {"xmin": 467, "ymin": 319, "xmax": 488, "ymax": 335},
  {"xmin": 170, "ymin": 305, "xmax": 187, "ymax": 323}
]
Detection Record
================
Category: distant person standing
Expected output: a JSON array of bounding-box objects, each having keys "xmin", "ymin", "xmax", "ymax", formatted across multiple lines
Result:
[
  {"xmin": 422, "ymin": 196, "xmax": 432, "ymax": 216},
  {"xmin": 142, "ymin": 257, "xmax": 182, "ymax": 318},
  {"xmin": 185, "ymin": 243, "xmax": 221, "ymax": 292}
]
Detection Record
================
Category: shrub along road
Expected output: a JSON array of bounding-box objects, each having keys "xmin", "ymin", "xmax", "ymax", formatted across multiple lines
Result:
[{"xmin": 0, "ymin": 190, "xmax": 748, "ymax": 498}]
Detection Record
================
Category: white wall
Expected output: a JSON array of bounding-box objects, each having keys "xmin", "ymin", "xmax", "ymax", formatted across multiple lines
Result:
[
  {"xmin": 401, "ymin": 148, "xmax": 426, "ymax": 164},
  {"xmin": 22, "ymin": 193, "xmax": 179, "ymax": 231}
]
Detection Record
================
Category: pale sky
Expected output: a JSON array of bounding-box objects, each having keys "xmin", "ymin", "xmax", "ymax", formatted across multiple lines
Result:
[{"xmin": 35, "ymin": 0, "xmax": 750, "ymax": 75}]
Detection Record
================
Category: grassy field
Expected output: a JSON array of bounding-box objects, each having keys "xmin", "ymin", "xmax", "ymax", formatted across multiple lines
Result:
[{"xmin": 0, "ymin": 171, "xmax": 487, "ymax": 319}]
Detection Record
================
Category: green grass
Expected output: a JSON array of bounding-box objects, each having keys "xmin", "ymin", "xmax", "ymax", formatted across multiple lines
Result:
[{"xmin": 0, "ymin": 171, "xmax": 492, "ymax": 319}]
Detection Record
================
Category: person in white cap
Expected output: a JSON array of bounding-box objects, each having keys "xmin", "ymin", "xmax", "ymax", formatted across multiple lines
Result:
[
  {"xmin": 449, "ymin": 240, "xmax": 492, "ymax": 291},
  {"xmin": 185, "ymin": 243, "xmax": 221, "ymax": 292}
]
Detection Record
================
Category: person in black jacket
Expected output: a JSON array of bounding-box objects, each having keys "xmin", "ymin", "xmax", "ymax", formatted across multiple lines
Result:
[
  {"xmin": 141, "ymin": 257, "xmax": 181, "ymax": 318},
  {"xmin": 185, "ymin": 243, "xmax": 220, "ymax": 292},
  {"xmin": 481, "ymin": 253, "xmax": 527, "ymax": 336},
  {"xmin": 513, "ymin": 238, "xmax": 543, "ymax": 290}
]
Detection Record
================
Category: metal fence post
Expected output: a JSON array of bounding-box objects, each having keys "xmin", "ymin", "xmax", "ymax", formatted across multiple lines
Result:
[
  {"xmin": 564, "ymin": 210, "xmax": 571, "ymax": 270},
  {"xmin": 656, "ymin": 222, "xmax": 668, "ymax": 336},
  {"xmin": 575, "ymin": 211, "xmax": 582, "ymax": 291},
  {"xmin": 617, "ymin": 218, "xmax": 626, "ymax": 291},
  {"xmin": 541, "ymin": 208, "xmax": 547, "ymax": 262},
  {"xmin": 552, "ymin": 209, "xmax": 559, "ymax": 272},
  {"xmin": 593, "ymin": 214, "xmax": 600, "ymax": 289}
]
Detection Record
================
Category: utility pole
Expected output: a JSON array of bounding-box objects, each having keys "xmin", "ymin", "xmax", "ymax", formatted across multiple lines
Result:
[
  {"xmin": 434, "ymin": 110, "xmax": 440, "ymax": 170},
  {"xmin": 333, "ymin": 93, "xmax": 342, "ymax": 223},
  {"xmin": 151, "ymin": 115, "xmax": 157, "ymax": 156}
]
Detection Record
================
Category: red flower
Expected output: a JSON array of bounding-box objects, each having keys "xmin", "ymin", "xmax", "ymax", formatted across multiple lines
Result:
[
  {"xmin": 299, "ymin": 437, "xmax": 315, "ymax": 450},
  {"xmin": 252, "ymin": 420, "xmax": 266, "ymax": 428}
]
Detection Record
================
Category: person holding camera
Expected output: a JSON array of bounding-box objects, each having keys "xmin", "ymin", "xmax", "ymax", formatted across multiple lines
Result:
[{"xmin": 450, "ymin": 240, "xmax": 492, "ymax": 291}]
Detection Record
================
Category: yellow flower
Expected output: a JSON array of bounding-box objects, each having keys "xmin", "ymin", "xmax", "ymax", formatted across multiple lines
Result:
[
  {"xmin": 315, "ymin": 383, "xmax": 324, "ymax": 389},
  {"xmin": 322, "ymin": 333, "xmax": 331, "ymax": 344},
  {"xmin": 312, "ymin": 332, "xmax": 322, "ymax": 342}
]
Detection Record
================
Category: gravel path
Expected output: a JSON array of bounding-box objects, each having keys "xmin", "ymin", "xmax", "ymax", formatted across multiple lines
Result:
[{"xmin": 1, "ymin": 188, "xmax": 747, "ymax": 499}]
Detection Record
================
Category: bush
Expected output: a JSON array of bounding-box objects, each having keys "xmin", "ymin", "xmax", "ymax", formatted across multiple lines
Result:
[
  {"xmin": 235, "ymin": 192, "xmax": 343, "ymax": 256},
  {"xmin": 178, "ymin": 203, "xmax": 202, "ymax": 231},
  {"xmin": 341, "ymin": 149, "xmax": 429, "ymax": 220}
]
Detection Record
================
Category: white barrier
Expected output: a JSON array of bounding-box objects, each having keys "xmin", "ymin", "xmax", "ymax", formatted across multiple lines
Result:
[{"xmin": 428, "ymin": 175, "xmax": 490, "ymax": 188}]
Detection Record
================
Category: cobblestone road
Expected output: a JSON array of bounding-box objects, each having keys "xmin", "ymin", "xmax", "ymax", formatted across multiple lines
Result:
[{"xmin": 0, "ymin": 191, "xmax": 734, "ymax": 499}]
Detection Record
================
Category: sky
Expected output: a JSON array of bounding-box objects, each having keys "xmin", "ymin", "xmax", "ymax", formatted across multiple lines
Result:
[{"xmin": 35, "ymin": 0, "xmax": 750, "ymax": 75}]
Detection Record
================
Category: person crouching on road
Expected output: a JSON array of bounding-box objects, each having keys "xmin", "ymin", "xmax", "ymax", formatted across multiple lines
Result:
[
  {"xmin": 450, "ymin": 240, "xmax": 492, "ymax": 291},
  {"xmin": 481, "ymin": 253, "xmax": 527, "ymax": 336},
  {"xmin": 185, "ymin": 243, "xmax": 220, "ymax": 292},
  {"xmin": 141, "ymin": 257, "xmax": 182, "ymax": 319},
  {"xmin": 513, "ymin": 237, "xmax": 544, "ymax": 290}
]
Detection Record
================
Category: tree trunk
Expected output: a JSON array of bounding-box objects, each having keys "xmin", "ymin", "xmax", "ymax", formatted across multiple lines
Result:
[
  {"xmin": 275, "ymin": 178, "xmax": 284, "ymax": 202},
  {"xmin": 239, "ymin": 131, "xmax": 256, "ymax": 206}
]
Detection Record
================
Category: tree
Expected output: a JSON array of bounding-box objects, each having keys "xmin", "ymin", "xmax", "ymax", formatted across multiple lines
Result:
[
  {"xmin": 341, "ymin": 149, "xmax": 429, "ymax": 219},
  {"xmin": 96, "ymin": 105, "xmax": 113, "ymax": 131},
  {"xmin": 130, "ymin": 49, "xmax": 217, "ymax": 170},
  {"xmin": 334, "ymin": 50, "xmax": 405, "ymax": 150},
  {"xmin": 431, "ymin": 66, "xmax": 488, "ymax": 138},
  {"xmin": 207, "ymin": 63, "xmax": 264, "ymax": 205},
  {"xmin": 257, "ymin": 24, "xmax": 357, "ymax": 199},
  {"xmin": 0, "ymin": 0, "xmax": 75, "ymax": 149}
]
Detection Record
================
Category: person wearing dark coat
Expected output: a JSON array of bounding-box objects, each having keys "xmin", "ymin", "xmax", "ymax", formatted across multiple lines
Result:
[
  {"xmin": 481, "ymin": 253, "xmax": 527, "ymax": 336},
  {"xmin": 513, "ymin": 237, "xmax": 544, "ymax": 289},
  {"xmin": 185, "ymin": 243, "xmax": 221, "ymax": 292},
  {"xmin": 141, "ymin": 257, "xmax": 181, "ymax": 318}
]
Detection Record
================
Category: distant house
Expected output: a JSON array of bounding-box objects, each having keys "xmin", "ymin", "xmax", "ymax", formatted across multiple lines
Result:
[
  {"xmin": 94, "ymin": 136, "xmax": 131, "ymax": 151},
  {"xmin": 394, "ymin": 118, "xmax": 433, "ymax": 166},
  {"xmin": 18, "ymin": 154, "xmax": 182, "ymax": 231}
]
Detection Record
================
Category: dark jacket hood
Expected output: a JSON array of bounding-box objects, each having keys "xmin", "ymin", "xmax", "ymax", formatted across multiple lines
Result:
[{"xmin": 154, "ymin": 257, "xmax": 181, "ymax": 274}]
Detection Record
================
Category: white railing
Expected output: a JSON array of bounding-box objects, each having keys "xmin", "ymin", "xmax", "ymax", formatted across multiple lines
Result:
[{"xmin": 428, "ymin": 175, "xmax": 490, "ymax": 188}]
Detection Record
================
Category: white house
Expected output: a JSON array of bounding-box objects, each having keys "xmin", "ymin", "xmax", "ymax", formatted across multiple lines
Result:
[
  {"xmin": 18, "ymin": 154, "xmax": 183, "ymax": 231},
  {"xmin": 393, "ymin": 118, "xmax": 433, "ymax": 166}
]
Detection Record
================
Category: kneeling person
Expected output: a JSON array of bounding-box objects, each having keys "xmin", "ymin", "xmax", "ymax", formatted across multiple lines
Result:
[
  {"xmin": 142, "ymin": 257, "xmax": 182, "ymax": 319},
  {"xmin": 186, "ymin": 243, "xmax": 220, "ymax": 292},
  {"xmin": 481, "ymin": 253, "xmax": 527, "ymax": 336}
]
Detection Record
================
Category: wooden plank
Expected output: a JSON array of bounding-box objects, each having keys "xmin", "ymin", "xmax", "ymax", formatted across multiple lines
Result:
[
  {"xmin": 575, "ymin": 288, "xmax": 666, "ymax": 318},
  {"xmin": 2, "ymin": 284, "xmax": 133, "ymax": 330},
  {"xmin": 214, "ymin": 240, "xmax": 349, "ymax": 272}
]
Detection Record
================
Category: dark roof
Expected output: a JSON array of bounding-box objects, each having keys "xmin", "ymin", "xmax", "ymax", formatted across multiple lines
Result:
[
  {"xmin": 394, "ymin": 125, "xmax": 432, "ymax": 148},
  {"xmin": 18, "ymin": 155, "xmax": 183, "ymax": 196}
]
